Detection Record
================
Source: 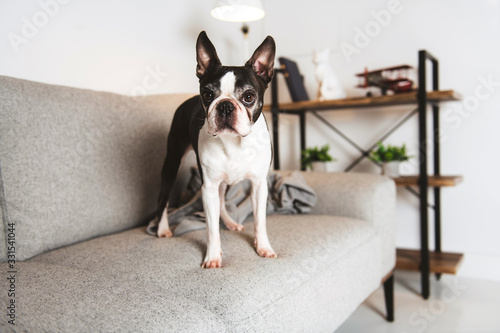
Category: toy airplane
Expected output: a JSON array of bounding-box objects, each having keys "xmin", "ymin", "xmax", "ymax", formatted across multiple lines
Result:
[{"xmin": 356, "ymin": 65, "xmax": 414, "ymax": 96}]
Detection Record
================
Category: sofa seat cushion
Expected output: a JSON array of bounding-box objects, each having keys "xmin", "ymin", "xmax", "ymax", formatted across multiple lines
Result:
[{"xmin": 0, "ymin": 214, "xmax": 382, "ymax": 332}]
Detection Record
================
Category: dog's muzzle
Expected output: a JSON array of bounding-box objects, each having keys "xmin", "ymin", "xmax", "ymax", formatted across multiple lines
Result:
[
  {"xmin": 207, "ymin": 99, "xmax": 251, "ymax": 137},
  {"xmin": 217, "ymin": 100, "xmax": 235, "ymax": 118}
]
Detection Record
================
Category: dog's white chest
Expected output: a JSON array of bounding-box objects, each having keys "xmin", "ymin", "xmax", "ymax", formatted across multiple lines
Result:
[{"xmin": 198, "ymin": 115, "xmax": 271, "ymax": 185}]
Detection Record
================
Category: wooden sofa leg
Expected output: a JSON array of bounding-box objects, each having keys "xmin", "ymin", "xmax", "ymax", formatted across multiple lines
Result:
[{"xmin": 383, "ymin": 273, "xmax": 395, "ymax": 322}]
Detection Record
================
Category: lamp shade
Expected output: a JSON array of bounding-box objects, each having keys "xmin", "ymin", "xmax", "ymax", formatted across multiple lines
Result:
[{"xmin": 211, "ymin": 0, "xmax": 265, "ymax": 23}]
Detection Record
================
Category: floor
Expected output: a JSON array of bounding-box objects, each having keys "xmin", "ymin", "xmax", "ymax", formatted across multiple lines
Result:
[{"xmin": 336, "ymin": 270, "xmax": 500, "ymax": 333}]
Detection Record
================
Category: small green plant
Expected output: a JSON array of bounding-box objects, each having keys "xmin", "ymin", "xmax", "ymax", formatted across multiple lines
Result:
[
  {"xmin": 370, "ymin": 142, "xmax": 411, "ymax": 163},
  {"xmin": 301, "ymin": 144, "xmax": 335, "ymax": 170}
]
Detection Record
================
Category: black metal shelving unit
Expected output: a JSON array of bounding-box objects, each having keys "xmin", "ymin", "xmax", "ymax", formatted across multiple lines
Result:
[{"xmin": 269, "ymin": 50, "xmax": 463, "ymax": 299}]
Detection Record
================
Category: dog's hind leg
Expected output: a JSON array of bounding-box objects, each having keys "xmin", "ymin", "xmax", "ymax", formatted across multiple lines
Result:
[
  {"xmin": 219, "ymin": 183, "xmax": 244, "ymax": 231},
  {"xmin": 156, "ymin": 127, "xmax": 192, "ymax": 238},
  {"xmin": 157, "ymin": 149, "xmax": 184, "ymax": 238},
  {"xmin": 157, "ymin": 204, "xmax": 172, "ymax": 238}
]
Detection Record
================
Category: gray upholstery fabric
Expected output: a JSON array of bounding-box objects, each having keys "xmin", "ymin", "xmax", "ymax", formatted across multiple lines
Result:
[
  {"xmin": 0, "ymin": 75, "xmax": 194, "ymax": 261},
  {"xmin": 301, "ymin": 171, "xmax": 396, "ymax": 275},
  {"xmin": 0, "ymin": 76, "xmax": 396, "ymax": 332},
  {"xmin": 0, "ymin": 215, "xmax": 381, "ymax": 332}
]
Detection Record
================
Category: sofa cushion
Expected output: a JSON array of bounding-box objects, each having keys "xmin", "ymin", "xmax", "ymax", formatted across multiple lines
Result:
[
  {"xmin": 0, "ymin": 214, "xmax": 381, "ymax": 332},
  {"xmin": 0, "ymin": 75, "xmax": 194, "ymax": 261}
]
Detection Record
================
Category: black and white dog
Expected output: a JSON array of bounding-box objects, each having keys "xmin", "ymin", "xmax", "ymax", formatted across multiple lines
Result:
[{"xmin": 155, "ymin": 31, "xmax": 276, "ymax": 268}]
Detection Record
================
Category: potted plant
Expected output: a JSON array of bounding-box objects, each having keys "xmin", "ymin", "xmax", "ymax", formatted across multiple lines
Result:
[
  {"xmin": 301, "ymin": 144, "xmax": 336, "ymax": 172},
  {"xmin": 370, "ymin": 142, "xmax": 411, "ymax": 177}
]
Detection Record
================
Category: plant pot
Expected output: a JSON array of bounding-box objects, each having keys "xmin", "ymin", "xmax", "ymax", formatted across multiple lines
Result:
[
  {"xmin": 382, "ymin": 161, "xmax": 400, "ymax": 178},
  {"xmin": 311, "ymin": 161, "xmax": 328, "ymax": 172}
]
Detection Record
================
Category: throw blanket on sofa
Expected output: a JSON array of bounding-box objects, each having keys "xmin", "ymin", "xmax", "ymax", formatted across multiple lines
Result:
[{"xmin": 147, "ymin": 170, "xmax": 317, "ymax": 236}]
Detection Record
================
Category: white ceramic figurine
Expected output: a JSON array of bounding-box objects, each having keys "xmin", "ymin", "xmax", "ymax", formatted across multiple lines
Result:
[{"xmin": 313, "ymin": 48, "xmax": 346, "ymax": 100}]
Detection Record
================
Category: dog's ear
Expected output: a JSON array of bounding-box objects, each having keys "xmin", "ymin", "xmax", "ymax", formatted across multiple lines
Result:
[
  {"xmin": 196, "ymin": 31, "xmax": 222, "ymax": 78},
  {"xmin": 246, "ymin": 36, "xmax": 276, "ymax": 84}
]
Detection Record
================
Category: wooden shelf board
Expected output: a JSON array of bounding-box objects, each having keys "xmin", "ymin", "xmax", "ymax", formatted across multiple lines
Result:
[
  {"xmin": 396, "ymin": 248, "xmax": 464, "ymax": 275},
  {"xmin": 394, "ymin": 175, "xmax": 463, "ymax": 187},
  {"xmin": 263, "ymin": 90, "xmax": 461, "ymax": 112}
]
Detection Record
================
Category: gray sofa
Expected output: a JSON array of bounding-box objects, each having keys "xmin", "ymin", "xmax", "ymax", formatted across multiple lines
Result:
[{"xmin": 0, "ymin": 75, "xmax": 396, "ymax": 332}]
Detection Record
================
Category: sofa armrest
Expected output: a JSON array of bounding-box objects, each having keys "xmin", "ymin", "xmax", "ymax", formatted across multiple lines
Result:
[{"xmin": 300, "ymin": 171, "xmax": 397, "ymax": 274}]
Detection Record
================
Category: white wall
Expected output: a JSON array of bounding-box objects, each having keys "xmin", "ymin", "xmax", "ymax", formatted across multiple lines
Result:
[{"xmin": 1, "ymin": 0, "xmax": 499, "ymax": 282}]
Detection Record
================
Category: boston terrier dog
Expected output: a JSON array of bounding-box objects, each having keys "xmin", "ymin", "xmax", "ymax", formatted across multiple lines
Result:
[{"xmin": 155, "ymin": 31, "xmax": 276, "ymax": 268}]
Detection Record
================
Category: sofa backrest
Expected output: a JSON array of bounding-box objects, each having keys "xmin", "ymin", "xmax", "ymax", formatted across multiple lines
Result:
[{"xmin": 0, "ymin": 76, "xmax": 195, "ymax": 261}]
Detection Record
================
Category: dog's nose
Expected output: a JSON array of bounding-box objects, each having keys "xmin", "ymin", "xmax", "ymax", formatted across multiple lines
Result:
[{"xmin": 217, "ymin": 101, "xmax": 235, "ymax": 117}]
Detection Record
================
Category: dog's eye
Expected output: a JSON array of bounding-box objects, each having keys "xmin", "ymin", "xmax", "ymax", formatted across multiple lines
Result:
[
  {"xmin": 243, "ymin": 92, "xmax": 255, "ymax": 104},
  {"xmin": 203, "ymin": 91, "xmax": 214, "ymax": 102}
]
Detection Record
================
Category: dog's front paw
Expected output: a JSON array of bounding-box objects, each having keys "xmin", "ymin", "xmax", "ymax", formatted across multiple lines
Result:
[
  {"xmin": 158, "ymin": 229, "xmax": 173, "ymax": 238},
  {"xmin": 257, "ymin": 247, "xmax": 277, "ymax": 258},
  {"xmin": 255, "ymin": 239, "xmax": 277, "ymax": 258},
  {"xmin": 202, "ymin": 249, "xmax": 223, "ymax": 269},
  {"xmin": 202, "ymin": 257, "xmax": 222, "ymax": 268}
]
